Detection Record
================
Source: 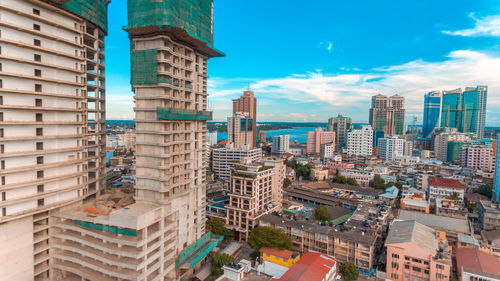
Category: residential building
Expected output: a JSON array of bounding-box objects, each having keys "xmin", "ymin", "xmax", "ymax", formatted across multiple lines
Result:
[
  {"xmin": 493, "ymin": 134, "xmax": 500, "ymax": 203},
  {"xmin": 272, "ymin": 252, "xmax": 338, "ymax": 281},
  {"xmin": 423, "ymin": 91, "xmax": 442, "ymax": 138},
  {"xmin": 404, "ymin": 140, "xmax": 413, "ymax": 156},
  {"xmin": 272, "ymin": 134, "xmax": 289, "ymax": 154},
  {"xmin": 320, "ymin": 143, "xmax": 334, "ymax": 162},
  {"xmin": 212, "ymin": 147, "xmax": 262, "ymax": 180},
  {"xmin": 401, "ymin": 194, "xmax": 430, "ymax": 213},
  {"xmin": 456, "ymin": 248, "xmax": 500, "ymax": 281},
  {"xmin": 207, "ymin": 131, "xmax": 218, "ymax": 146},
  {"xmin": 433, "ymin": 129, "xmax": 472, "ymax": 163},
  {"xmin": 369, "ymin": 94, "xmax": 405, "ymax": 136},
  {"xmin": 233, "ymin": 88, "xmax": 257, "ymax": 147},
  {"xmin": 428, "ymin": 177, "xmax": 465, "ymax": 200},
  {"xmin": 259, "ymin": 130, "xmax": 267, "ymax": 144},
  {"xmin": 226, "ymin": 160, "xmax": 283, "ymax": 241},
  {"xmin": 123, "ymin": 129, "xmax": 136, "ymax": 151},
  {"xmin": 377, "ymin": 136, "xmax": 404, "ymax": 162},
  {"xmin": 461, "ymin": 145, "xmax": 494, "ymax": 172},
  {"xmin": 0, "ymin": 0, "xmax": 109, "ymax": 280},
  {"xmin": 228, "ymin": 113, "xmax": 254, "ymax": 149},
  {"xmin": 258, "ymin": 247, "xmax": 300, "ymax": 279},
  {"xmin": 441, "ymin": 86, "xmax": 488, "ymax": 138},
  {"xmin": 394, "ymin": 155, "xmax": 420, "ymax": 166},
  {"xmin": 480, "ymin": 229, "xmax": 500, "ymax": 258},
  {"xmin": 306, "ymin": 127, "xmax": 335, "ymax": 156},
  {"xmin": 339, "ymin": 169, "xmax": 374, "ymax": 186},
  {"xmin": 346, "ymin": 125, "xmax": 373, "ymax": 156},
  {"xmin": 385, "ymin": 220, "xmax": 452, "ymax": 281},
  {"xmin": 478, "ymin": 200, "xmax": 500, "ymax": 230},
  {"xmin": 327, "ymin": 114, "xmax": 352, "ymax": 149}
]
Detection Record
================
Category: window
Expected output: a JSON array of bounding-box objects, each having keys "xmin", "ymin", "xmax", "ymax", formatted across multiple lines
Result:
[
  {"xmin": 37, "ymin": 198, "xmax": 44, "ymax": 207},
  {"xmin": 35, "ymin": 99, "xmax": 42, "ymax": 107},
  {"xmin": 436, "ymin": 264, "xmax": 444, "ymax": 269},
  {"xmin": 34, "ymin": 39, "xmax": 41, "ymax": 46},
  {"xmin": 34, "ymin": 54, "xmax": 41, "ymax": 62},
  {"xmin": 36, "ymin": 113, "xmax": 42, "ymax": 122},
  {"xmin": 391, "ymin": 273, "xmax": 398, "ymax": 279},
  {"xmin": 36, "ymin": 142, "xmax": 43, "ymax": 150},
  {"xmin": 1, "ymin": 208, "xmax": 5, "ymax": 216},
  {"xmin": 1, "ymin": 176, "xmax": 4, "ymax": 185},
  {"xmin": 436, "ymin": 273, "xmax": 445, "ymax": 279},
  {"xmin": 0, "ymin": 96, "xmax": 2, "ymax": 105},
  {"xmin": 1, "ymin": 160, "xmax": 5, "ymax": 169},
  {"xmin": 35, "ymin": 84, "xmax": 42, "ymax": 92},
  {"xmin": 37, "ymin": 156, "xmax": 43, "ymax": 164},
  {"xmin": 37, "ymin": 185, "xmax": 44, "ymax": 193},
  {"xmin": 0, "ymin": 62, "xmax": 2, "ymax": 71},
  {"xmin": 33, "ymin": 8, "xmax": 40, "ymax": 15},
  {"xmin": 1, "ymin": 192, "xmax": 4, "ymax": 201},
  {"xmin": 33, "ymin": 24, "xmax": 41, "ymax": 31},
  {"xmin": 0, "ymin": 128, "xmax": 3, "ymax": 137},
  {"xmin": 0, "ymin": 112, "xmax": 3, "ymax": 121},
  {"xmin": 424, "ymin": 270, "xmax": 429, "ymax": 274},
  {"xmin": 36, "ymin": 128, "xmax": 43, "ymax": 136},
  {"xmin": 34, "ymin": 69, "xmax": 41, "ymax": 77},
  {"xmin": 392, "ymin": 254, "xmax": 400, "ymax": 259},
  {"xmin": 404, "ymin": 264, "xmax": 409, "ymax": 269},
  {"xmin": 37, "ymin": 170, "xmax": 44, "ymax": 179},
  {"xmin": 413, "ymin": 267, "xmax": 421, "ymax": 272},
  {"xmin": 0, "ymin": 79, "xmax": 2, "ymax": 88},
  {"xmin": 0, "ymin": 144, "xmax": 3, "ymax": 153}
]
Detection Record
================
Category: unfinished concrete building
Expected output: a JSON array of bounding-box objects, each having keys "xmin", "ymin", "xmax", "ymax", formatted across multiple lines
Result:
[{"xmin": 0, "ymin": 0, "xmax": 108, "ymax": 280}]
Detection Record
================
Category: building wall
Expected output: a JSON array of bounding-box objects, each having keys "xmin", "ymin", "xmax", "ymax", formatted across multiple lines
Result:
[{"xmin": 346, "ymin": 125, "xmax": 373, "ymax": 156}]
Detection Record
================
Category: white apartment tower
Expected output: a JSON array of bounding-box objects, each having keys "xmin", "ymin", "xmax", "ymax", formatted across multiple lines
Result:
[
  {"xmin": 377, "ymin": 136, "xmax": 405, "ymax": 162},
  {"xmin": 272, "ymin": 134, "xmax": 289, "ymax": 154},
  {"xmin": 0, "ymin": 0, "xmax": 108, "ymax": 280},
  {"xmin": 346, "ymin": 125, "xmax": 373, "ymax": 156}
]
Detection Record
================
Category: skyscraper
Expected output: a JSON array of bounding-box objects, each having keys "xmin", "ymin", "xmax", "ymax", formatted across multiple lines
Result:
[
  {"xmin": 369, "ymin": 94, "xmax": 405, "ymax": 136},
  {"xmin": 422, "ymin": 91, "xmax": 442, "ymax": 138},
  {"xmin": 441, "ymin": 86, "xmax": 488, "ymax": 139},
  {"xmin": 228, "ymin": 113, "xmax": 254, "ymax": 149},
  {"xmin": 233, "ymin": 89, "xmax": 257, "ymax": 147},
  {"xmin": 493, "ymin": 134, "xmax": 500, "ymax": 203},
  {"xmin": 0, "ymin": 1, "xmax": 109, "ymax": 279},
  {"xmin": 346, "ymin": 125, "xmax": 373, "ymax": 156},
  {"xmin": 327, "ymin": 114, "xmax": 352, "ymax": 150}
]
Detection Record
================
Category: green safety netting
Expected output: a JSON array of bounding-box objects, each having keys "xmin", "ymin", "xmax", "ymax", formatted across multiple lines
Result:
[
  {"xmin": 176, "ymin": 232, "xmax": 223, "ymax": 268},
  {"xmin": 62, "ymin": 0, "xmax": 110, "ymax": 33},
  {"xmin": 157, "ymin": 107, "xmax": 212, "ymax": 121},
  {"xmin": 75, "ymin": 220, "xmax": 137, "ymax": 237},
  {"xmin": 131, "ymin": 49, "xmax": 158, "ymax": 84}
]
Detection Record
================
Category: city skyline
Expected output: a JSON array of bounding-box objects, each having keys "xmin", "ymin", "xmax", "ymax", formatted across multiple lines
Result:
[{"xmin": 104, "ymin": 0, "xmax": 500, "ymax": 125}]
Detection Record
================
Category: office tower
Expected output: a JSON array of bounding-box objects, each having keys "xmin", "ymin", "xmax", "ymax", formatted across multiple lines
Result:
[
  {"xmin": 493, "ymin": 134, "xmax": 500, "ymax": 202},
  {"xmin": 461, "ymin": 145, "xmax": 494, "ymax": 172},
  {"xmin": 228, "ymin": 113, "xmax": 254, "ymax": 149},
  {"xmin": 441, "ymin": 86, "xmax": 488, "ymax": 138},
  {"xmin": 226, "ymin": 159, "xmax": 284, "ymax": 241},
  {"xmin": 369, "ymin": 94, "xmax": 405, "ymax": 136},
  {"xmin": 377, "ymin": 137, "xmax": 405, "ymax": 162},
  {"xmin": 306, "ymin": 127, "xmax": 335, "ymax": 155},
  {"xmin": 327, "ymin": 114, "xmax": 352, "ymax": 149},
  {"xmin": 272, "ymin": 134, "xmax": 289, "ymax": 154},
  {"xmin": 233, "ymin": 88, "xmax": 257, "ymax": 147},
  {"xmin": 346, "ymin": 125, "xmax": 373, "ymax": 156},
  {"xmin": 422, "ymin": 91, "xmax": 442, "ymax": 138},
  {"xmin": 123, "ymin": 1, "xmax": 223, "ymax": 279},
  {"xmin": 212, "ymin": 147, "xmax": 262, "ymax": 180},
  {"xmin": 0, "ymin": 1, "xmax": 108, "ymax": 280}
]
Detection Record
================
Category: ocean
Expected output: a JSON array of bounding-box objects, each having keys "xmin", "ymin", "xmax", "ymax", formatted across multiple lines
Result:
[{"xmin": 215, "ymin": 126, "xmax": 325, "ymax": 143}]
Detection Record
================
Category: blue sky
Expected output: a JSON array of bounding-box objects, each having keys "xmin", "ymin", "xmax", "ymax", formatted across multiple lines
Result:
[{"xmin": 105, "ymin": 0, "xmax": 500, "ymax": 125}]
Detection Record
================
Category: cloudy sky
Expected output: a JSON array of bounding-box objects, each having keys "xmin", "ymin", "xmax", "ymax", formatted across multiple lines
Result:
[{"xmin": 105, "ymin": 0, "xmax": 500, "ymax": 125}]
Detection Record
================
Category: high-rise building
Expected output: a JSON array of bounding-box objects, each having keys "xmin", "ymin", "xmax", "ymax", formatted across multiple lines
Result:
[
  {"xmin": 259, "ymin": 130, "xmax": 267, "ymax": 144},
  {"xmin": 0, "ymin": 1, "xmax": 109, "ymax": 280},
  {"xmin": 433, "ymin": 129, "xmax": 472, "ymax": 163},
  {"xmin": 228, "ymin": 113, "xmax": 254, "ymax": 149},
  {"xmin": 320, "ymin": 143, "xmax": 334, "ymax": 162},
  {"xmin": 207, "ymin": 131, "xmax": 218, "ymax": 146},
  {"xmin": 327, "ymin": 114, "xmax": 352, "ymax": 150},
  {"xmin": 422, "ymin": 91, "xmax": 442, "ymax": 138},
  {"xmin": 492, "ymin": 134, "xmax": 500, "ymax": 202},
  {"xmin": 272, "ymin": 134, "xmax": 289, "ymax": 154},
  {"xmin": 441, "ymin": 86, "xmax": 488, "ymax": 139},
  {"xmin": 306, "ymin": 127, "xmax": 335, "ymax": 156},
  {"xmin": 377, "ymin": 136, "xmax": 405, "ymax": 162},
  {"xmin": 123, "ymin": 129, "xmax": 136, "ymax": 151},
  {"xmin": 212, "ymin": 147, "xmax": 262, "ymax": 180},
  {"xmin": 461, "ymin": 145, "xmax": 494, "ymax": 172},
  {"xmin": 346, "ymin": 125, "xmax": 373, "ymax": 156},
  {"xmin": 369, "ymin": 94, "xmax": 405, "ymax": 136},
  {"xmin": 233, "ymin": 89, "xmax": 257, "ymax": 147}
]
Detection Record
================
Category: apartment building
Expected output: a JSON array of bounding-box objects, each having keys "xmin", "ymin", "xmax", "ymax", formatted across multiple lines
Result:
[
  {"xmin": 306, "ymin": 127, "xmax": 335, "ymax": 156},
  {"xmin": 226, "ymin": 160, "xmax": 284, "ymax": 241},
  {"xmin": 233, "ymin": 89, "xmax": 257, "ymax": 148},
  {"xmin": 212, "ymin": 147, "xmax": 262, "ymax": 180},
  {"xmin": 327, "ymin": 114, "xmax": 352, "ymax": 150},
  {"xmin": 433, "ymin": 129, "xmax": 471, "ymax": 163},
  {"xmin": 339, "ymin": 169, "xmax": 374, "ymax": 187},
  {"xmin": 0, "ymin": 0, "xmax": 108, "ymax": 280},
  {"xmin": 461, "ymin": 145, "xmax": 494, "ymax": 172},
  {"xmin": 123, "ymin": 129, "xmax": 136, "ymax": 151},
  {"xmin": 272, "ymin": 134, "xmax": 289, "ymax": 154},
  {"xmin": 369, "ymin": 94, "xmax": 405, "ymax": 136},
  {"xmin": 346, "ymin": 125, "xmax": 373, "ymax": 156},
  {"xmin": 428, "ymin": 177, "xmax": 465, "ymax": 200},
  {"xmin": 228, "ymin": 112, "xmax": 254, "ymax": 149},
  {"xmin": 386, "ymin": 220, "xmax": 452, "ymax": 281},
  {"xmin": 478, "ymin": 200, "xmax": 500, "ymax": 230}
]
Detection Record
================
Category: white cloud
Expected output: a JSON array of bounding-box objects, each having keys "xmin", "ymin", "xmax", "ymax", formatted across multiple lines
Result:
[
  {"xmin": 442, "ymin": 13, "xmax": 500, "ymax": 37},
  {"xmin": 209, "ymin": 50, "xmax": 500, "ymax": 124},
  {"xmin": 320, "ymin": 41, "xmax": 333, "ymax": 52}
]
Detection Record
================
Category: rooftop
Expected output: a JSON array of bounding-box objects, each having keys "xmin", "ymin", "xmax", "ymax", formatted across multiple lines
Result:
[
  {"xmin": 428, "ymin": 177, "xmax": 465, "ymax": 190},
  {"xmin": 273, "ymin": 252, "xmax": 337, "ymax": 281},
  {"xmin": 398, "ymin": 210, "xmax": 471, "ymax": 234},
  {"xmin": 386, "ymin": 220, "xmax": 438, "ymax": 254},
  {"xmin": 260, "ymin": 247, "xmax": 298, "ymax": 260},
  {"xmin": 456, "ymin": 248, "xmax": 500, "ymax": 279},
  {"xmin": 482, "ymin": 229, "xmax": 500, "ymax": 247}
]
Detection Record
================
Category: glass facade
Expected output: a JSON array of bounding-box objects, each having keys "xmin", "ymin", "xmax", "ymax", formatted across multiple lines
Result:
[{"xmin": 422, "ymin": 91, "xmax": 442, "ymax": 138}]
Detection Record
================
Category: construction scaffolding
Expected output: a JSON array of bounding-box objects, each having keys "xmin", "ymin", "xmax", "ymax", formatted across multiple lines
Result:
[
  {"xmin": 74, "ymin": 220, "xmax": 138, "ymax": 237},
  {"xmin": 176, "ymin": 232, "xmax": 223, "ymax": 268},
  {"xmin": 62, "ymin": 0, "xmax": 110, "ymax": 33},
  {"xmin": 130, "ymin": 49, "xmax": 158, "ymax": 84},
  {"xmin": 157, "ymin": 107, "xmax": 213, "ymax": 121}
]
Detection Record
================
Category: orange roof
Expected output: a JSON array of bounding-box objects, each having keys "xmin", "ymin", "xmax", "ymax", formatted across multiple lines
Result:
[
  {"xmin": 260, "ymin": 247, "xmax": 295, "ymax": 260},
  {"xmin": 274, "ymin": 252, "xmax": 337, "ymax": 281},
  {"xmin": 428, "ymin": 177, "xmax": 465, "ymax": 190},
  {"xmin": 218, "ymin": 140, "xmax": 228, "ymax": 145}
]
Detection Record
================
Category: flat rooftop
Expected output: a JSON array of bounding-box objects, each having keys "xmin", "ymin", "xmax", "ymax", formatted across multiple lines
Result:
[{"xmin": 398, "ymin": 210, "xmax": 471, "ymax": 234}]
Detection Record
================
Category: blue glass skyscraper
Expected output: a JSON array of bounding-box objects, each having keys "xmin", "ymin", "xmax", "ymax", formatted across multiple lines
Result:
[
  {"xmin": 492, "ymin": 134, "xmax": 500, "ymax": 203},
  {"xmin": 422, "ymin": 91, "xmax": 442, "ymax": 138}
]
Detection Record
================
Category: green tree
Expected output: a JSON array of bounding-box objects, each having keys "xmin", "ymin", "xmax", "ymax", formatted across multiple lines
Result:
[
  {"xmin": 283, "ymin": 178, "xmax": 292, "ymax": 189},
  {"xmin": 211, "ymin": 253, "xmax": 235, "ymax": 277},
  {"xmin": 248, "ymin": 226, "xmax": 292, "ymax": 250},
  {"xmin": 332, "ymin": 175, "xmax": 358, "ymax": 186},
  {"xmin": 340, "ymin": 262, "xmax": 359, "ymax": 281},
  {"xmin": 222, "ymin": 229, "xmax": 234, "ymax": 241},
  {"xmin": 448, "ymin": 192, "xmax": 460, "ymax": 201},
  {"xmin": 296, "ymin": 164, "xmax": 312, "ymax": 179},
  {"xmin": 475, "ymin": 184, "xmax": 493, "ymax": 198},
  {"xmin": 314, "ymin": 205, "xmax": 331, "ymax": 222},
  {"xmin": 370, "ymin": 174, "xmax": 386, "ymax": 189},
  {"xmin": 206, "ymin": 217, "xmax": 226, "ymax": 235}
]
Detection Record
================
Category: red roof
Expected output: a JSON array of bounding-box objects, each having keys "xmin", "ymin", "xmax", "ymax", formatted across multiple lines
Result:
[
  {"xmin": 273, "ymin": 252, "xmax": 337, "ymax": 281},
  {"xmin": 428, "ymin": 177, "xmax": 465, "ymax": 190},
  {"xmin": 260, "ymin": 247, "xmax": 295, "ymax": 260},
  {"xmin": 456, "ymin": 248, "xmax": 500, "ymax": 277},
  {"xmin": 218, "ymin": 140, "xmax": 228, "ymax": 145}
]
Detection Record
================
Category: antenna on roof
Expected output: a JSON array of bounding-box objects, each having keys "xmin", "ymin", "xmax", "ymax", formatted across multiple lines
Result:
[{"xmin": 247, "ymin": 83, "xmax": 251, "ymax": 91}]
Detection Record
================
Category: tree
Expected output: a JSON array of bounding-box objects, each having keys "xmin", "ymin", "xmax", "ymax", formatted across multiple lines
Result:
[
  {"xmin": 448, "ymin": 192, "xmax": 460, "ymax": 201},
  {"xmin": 340, "ymin": 262, "xmax": 359, "ymax": 281},
  {"xmin": 206, "ymin": 217, "xmax": 226, "ymax": 235},
  {"xmin": 370, "ymin": 174, "xmax": 386, "ymax": 189},
  {"xmin": 248, "ymin": 226, "xmax": 292, "ymax": 250},
  {"xmin": 475, "ymin": 184, "xmax": 493, "ymax": 198},
  {"xmin": 211, "ymin": 253, "xmax": 235, "ymax": 277},
  {"xmin": 283, "ymin": 178, "xmax": 292, "ymax": 189},
  {"xmin": 222, "ymin": 229, "xmax": 234, "ymax": 241},
  {"xmin": 332, "ymin": 175, "xmax": 358, "ymax": 186},
  {"xmin": 314, "ymin": 205, "xmax": 331, "ymax": 222}
]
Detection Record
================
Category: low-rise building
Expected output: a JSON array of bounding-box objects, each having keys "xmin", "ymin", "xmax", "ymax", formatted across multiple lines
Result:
[
  {"xmin": 385, "ymin": 220, "xmax": 452, "ymax": 281},
  {"xmin": 435, "ymin": 199, "xmax": 468, "ymax": 219},
  {"xmin": 271, "ymin": 252, "xmax": 338, "ymax": 281},
  {"xmin": 339, "ymin": 169, "xmax": 374, "ymax": 187},
  {"xmin": 456, "ymin": 248, "xmax": 500, "ymax": 281},
  {"xmin": 480, "ymin": 229, "xmax": 500, "ymax": 258},
  {"xmin": 401, "ymin": 195, "xmax": 430, "ymax": 213},
  {"xmin": 428, "ymin": 177, "xmax": 465, "ymax": 200},
  {"xmin": 258, "ymin": 247, "xmax": 300, "ymax": 278},
  {"xmin": 478, "ymin": 200, "xmax": 500, "ymax": 230}
]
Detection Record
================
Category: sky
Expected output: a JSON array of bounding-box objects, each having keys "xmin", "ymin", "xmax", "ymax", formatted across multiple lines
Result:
[{"xmin": 105, "ymin": 0, "xmax": 500, "ymax": 125}]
